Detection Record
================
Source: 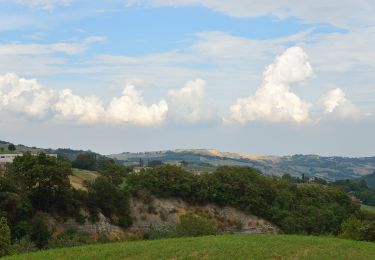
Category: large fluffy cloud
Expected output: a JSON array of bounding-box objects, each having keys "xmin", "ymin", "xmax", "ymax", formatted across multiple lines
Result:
[
  {"xmin": 230, "ymin": 47, "xmax": 312, "ymax": 124},
  {"xmin": 54, "ymin": 89, "xmax": 105, "ymax": 124},
  {"xmin": 106, "ymin": 85, "xmax": 168, "ymax": 126},
  {"xmin": 168, "ymin": 79, "xmax": 217, "ymax": 123},
  {"xmin": 0, "ymin": 73, "xmax": 53, "ymax": 118},
  {"xmin": 0, "ymin": 73, "xmax": 168, "ymax": 126},
  {"xmin": 321, "ymin": 88, "xmax": 361, "ymax": 120}
]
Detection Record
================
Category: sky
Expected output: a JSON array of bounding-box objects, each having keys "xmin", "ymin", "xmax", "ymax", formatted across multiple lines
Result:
[{"xmin": 0, "ymin": 0, "xmax": 375, "ymax": 156}]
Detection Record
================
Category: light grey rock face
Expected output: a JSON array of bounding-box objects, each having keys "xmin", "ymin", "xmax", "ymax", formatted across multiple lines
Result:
[
  {"xmin": 63, "ymin": 212, "xmax": 122, "ymax": 235},
  {"xmin": 60, "ymin": 197, "xmax": 279, "ymax": 236},
  {"xmin": 129, "ymin": 197, "xmax": 279, "ymax": 234}
]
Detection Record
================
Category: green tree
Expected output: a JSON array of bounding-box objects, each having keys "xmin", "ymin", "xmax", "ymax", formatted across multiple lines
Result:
[
  {"xmin": 7, "ymin": 152, "xmax": 73, "ymax": 212},
  {"xmin": 340, "ymin": 216, "xmax": 363, "ymax": 240},
  {"xmin": 87, "ymin": 176, "xmax": 132, "ymax": 227},
  {"xmin": 72, "ymin": 153, "xmax": 97, "ymax": 171},
  {"xmin": 7, "ymin": 144, "xmax": 16, "ymax": 153},
  {"xmin": 30, "ymin": 212, "xmax": 52, "ymax": 249},
  {"xmin": 98, "ymin": 159, "xmax": 127, "ymax": 185},
  {"xmin": 0, "ymin": 217, "xmax": 11, "ymax": 257}
]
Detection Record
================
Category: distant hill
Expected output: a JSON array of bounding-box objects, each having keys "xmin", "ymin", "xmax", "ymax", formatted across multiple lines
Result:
[
  {"xmin": 0, "ymin": 140, "xmax": 104, "ymax": 161},
  {"xmin": 110, "ymin": 149, "xmax": 375, "ymax": 181},
  {"xmin": 358, "ymin": 172, "xmax": 375, "ymax": 189},
  {"xmin": 2, "ymin": 139, "xmax": 375, "ymax": 181}
]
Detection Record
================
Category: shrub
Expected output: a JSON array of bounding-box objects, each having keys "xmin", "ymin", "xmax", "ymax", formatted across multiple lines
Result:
[
  {"xmin": 176, "ymin": 213, "xmax": 218, "ymax": 237},
  {"xmin": 10, "ymin": 236, "xmax": 37, "ymax": 255},
  {"xmin": 147, "ymin": 224, "xmax": 177, "ymax": 240},
  {"xmin": 48, "ymin": 229, "xmax": 90, "ymax": 249},
  {"xmin": 30, "ymin": 212, "xmax": 52, "ymax": 249},
  {"xmin": 0, "ymin": 217, "xmax": 11, "ymax": 257},
  {"xmin": 340, "ymin": 216, "xmax": 363, "ymax": 240}
]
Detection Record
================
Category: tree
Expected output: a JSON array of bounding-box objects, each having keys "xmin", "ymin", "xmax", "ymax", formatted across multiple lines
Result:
[
  {"xmin": 7, "ymin": 152, "xmax": 73, "ymax": 212},
  {"xmin": 72, "ymin": 153, "xmax": 97, "ymax": 170},
  {"xmin": 97, "ymin": 159, "xmax": 127, "ymax": 185},
  {"xmin": 87, "ymin": 176, "xmax": 132, "ymax": 227},
  {"xmin": 0, "ymin": 217, "xmax": 11, "ymax": 257},
  {"xmin": 148, "ymin": 160, "xmax": 163, "ymax": 167},
  {"xmin": 340, "ymin": 216, "xmax": 363, "ymax": 240},
  {"xmin": 30, "ymin": 212, "xmax": 52, "ymax": 249},
  {"xmin": 7, "ymin": 143, "xmax": 16, "ymax": 152}
]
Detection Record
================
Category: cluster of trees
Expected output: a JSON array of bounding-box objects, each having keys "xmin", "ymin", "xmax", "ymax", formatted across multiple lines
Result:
[
  {"xmin": 0, "ymin": 152, "xmax": 131, "ymax": 255},
  {"xmin": 0, "ymin": 143, "xmax": 16, "ymax": 153},
  {"xmin": 129, "ymin": 165, "xmax": 359, "ymax": 235},
  {"xmin": 330, "ymin": 179, "xmax": 375, "ymax": 206}
]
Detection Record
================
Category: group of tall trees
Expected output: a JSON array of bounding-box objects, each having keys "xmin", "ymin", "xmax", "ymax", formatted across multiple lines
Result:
[
  {"xmin": 0, "ymin": 152, "xmax": 131, "ymax": 253},
  {"xmin": 128, "ymin": 165, "xmax": 360, "ymax": 235}
]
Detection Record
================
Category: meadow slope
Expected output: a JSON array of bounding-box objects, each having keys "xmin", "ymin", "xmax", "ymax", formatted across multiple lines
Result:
[{"xmin": 6, "ymin": 234, "xmax": 375, "ymax": 260}]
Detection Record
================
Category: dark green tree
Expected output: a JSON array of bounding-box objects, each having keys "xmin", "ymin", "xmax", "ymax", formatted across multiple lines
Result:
[
  {"xmin": 7, "ymin": 143, "xmax": 16, "ymax": 152},
  {"xmin": 72, "ymin": 153, "xmax": 97, "ymax": 171},
  {"xmin": 7, "ymin": 152, "xmax": 73, "ymax": 212},
  {"xmin": 0, "ymin": 217, "xmax": 11, "ymax": 257}
]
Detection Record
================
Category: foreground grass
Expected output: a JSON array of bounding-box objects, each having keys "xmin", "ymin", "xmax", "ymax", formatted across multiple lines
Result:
[{"xmin": 6, "ymin": 234, "xmax": 375, "ymax": 260}]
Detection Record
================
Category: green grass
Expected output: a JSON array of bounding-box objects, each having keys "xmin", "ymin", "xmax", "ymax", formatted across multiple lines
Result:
[
  {"xmin": 5, "ymin": 234, "xmax": 375, "ymax": 260},
  {"xmin": 361, "ymin": 204, "xmax": 375, "ymax": 214}
]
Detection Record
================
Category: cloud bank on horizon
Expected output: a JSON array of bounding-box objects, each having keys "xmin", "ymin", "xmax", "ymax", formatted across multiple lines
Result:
[{"xmin": 0, "ymin": 46, "xmax": 363, "ymax": 126}]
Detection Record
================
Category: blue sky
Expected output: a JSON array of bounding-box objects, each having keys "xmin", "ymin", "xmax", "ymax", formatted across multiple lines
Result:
[{"xmin": 0, "ymin": 0, "xmax": 374, "ymax": 156}]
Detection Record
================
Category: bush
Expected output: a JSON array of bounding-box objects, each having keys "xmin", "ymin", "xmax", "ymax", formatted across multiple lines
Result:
[
  {"xmin": 340, "ymin": 216, "xmax": 363, "ymax": 240},
  {"xmin": 48, "ymin": 229, "xmax": 90, "ymax": 249},
  {"xmin": 30, "ymin": 212, "xmax": 52, "ymax": 249},
  {"xmin": 10, "ymin": 236, "xmax": 37, "ymax": 255},
  {"xmin": 176, "ymin": 213, "xmax": 218, "ymax": 237},
  {"xmin": 0, "ymin": 217, "xmax": 11, "ymax": 257},
  {"xmin": 147, "ymin": 224, "xmax": 177, "ymax": 240}
]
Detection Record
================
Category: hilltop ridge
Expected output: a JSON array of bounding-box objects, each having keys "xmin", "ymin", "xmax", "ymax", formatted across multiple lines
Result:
[
  {"xmin": 2, "ymin": 139, "xmax": 375, "ymax": 181},
  {"xmin": 110, "ymin": 149, "xmax": 375, "ymax": 181}
]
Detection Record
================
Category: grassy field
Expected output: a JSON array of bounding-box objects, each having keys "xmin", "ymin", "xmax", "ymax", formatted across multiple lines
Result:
[
  {"xmin": 69, "ymin": 168, "xmax": 98, "ymax": 190},
  {"xmin": 362, "ymin": 204, "xmax": 375, "ymax": 214},
  {"xmin": 6, "ymin": 234, "xmax": 375, "ymax": 260}
]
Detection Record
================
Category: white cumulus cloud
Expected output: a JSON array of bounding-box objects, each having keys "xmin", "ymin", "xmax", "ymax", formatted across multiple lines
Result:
[
  {"xmin": 230, "ymin": 46, "xmax": 312, "ymax": 124},
  {"xmin": 0, "ymin": 73, "xmax": 169, "ymax": 126},
  {"xmin": 321, "ymin": 88, "xmax": 360, "ymax": 120},
  {"xmin": 168, "ymin": 79, "xmax": 217, "ymax": 123},
  {"xmin": 53, "ymin": 89, "xmax": 105, "ymax": 124},
  {"xmin": 0, "ymin": 73, "xmax": 53, "ymax": 118},
  {"xmin": 106, "ymin": 85, "xmax": 168, "ymax": 126}
]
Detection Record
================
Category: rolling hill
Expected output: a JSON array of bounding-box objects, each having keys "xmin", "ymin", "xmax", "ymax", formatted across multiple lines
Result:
[
  {"xmin": 5, "ymin": 234, "xmax": 375, "ymax": 260},
  {"xmin": 110, "ymin": 149, "xmax": 375, "ymax": 181},
  {"xmin": 2, "ymin": 139, "xmax": 375, "ymax": 181},
  {"xmin": 358, "ymin": 172, "xmax": 375, "ymax": 189}
]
